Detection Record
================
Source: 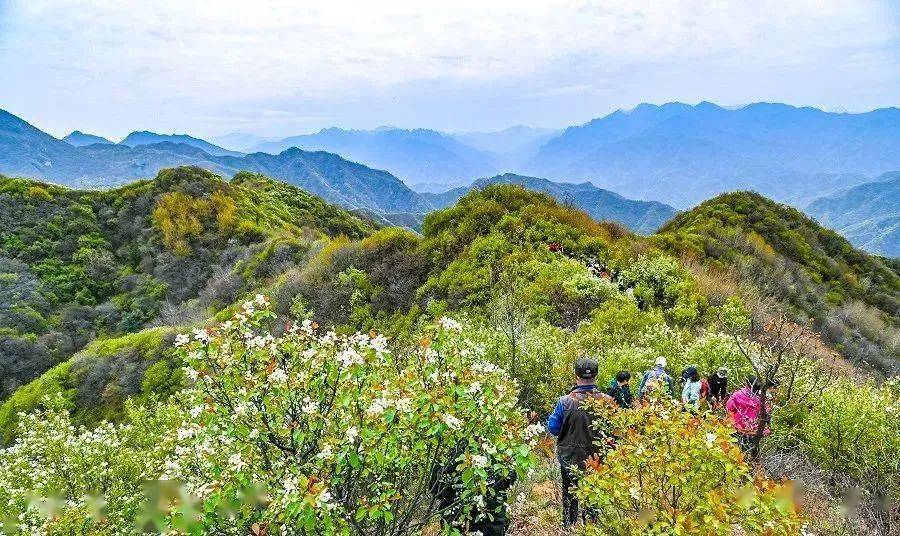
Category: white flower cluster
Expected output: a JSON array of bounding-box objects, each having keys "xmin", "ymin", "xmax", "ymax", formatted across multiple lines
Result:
[
  {"xmin": 174, "ymin": 333, "xmax": 191, "ymax": 347},
  {"xmin": 337, "ymin": 347, "xmax": 364, "ymax": 368},
  {"xmin": 442, "ymin": 414, "xmax": 462, "ymax": 430},
  {"xmin": 439, "ymin": 316, "xmax": 463, "ymax": 332},
  {"xmin": 524, "ymin": 422, "xmax": 545, "ymax": 442}
]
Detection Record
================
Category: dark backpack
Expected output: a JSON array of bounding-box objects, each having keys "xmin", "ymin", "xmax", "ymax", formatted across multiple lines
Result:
[{"xmin": 556, "ymin": 388, "xmax": 607, "ymax": 468}]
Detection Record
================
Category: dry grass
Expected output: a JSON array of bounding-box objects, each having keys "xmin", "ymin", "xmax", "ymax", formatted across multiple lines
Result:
[{"xmin": 507, "ymin": 439, "xmax": 573, "ymax": 536}]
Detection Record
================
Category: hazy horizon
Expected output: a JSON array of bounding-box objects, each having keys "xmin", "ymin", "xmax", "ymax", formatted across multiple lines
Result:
[
  {"xmin": 2, "ymin": 1, "xmax": 899, "ymax": 140},
  {"xmin": 10, "ymin": 100, "xmax": 900, "ymax": 147}
]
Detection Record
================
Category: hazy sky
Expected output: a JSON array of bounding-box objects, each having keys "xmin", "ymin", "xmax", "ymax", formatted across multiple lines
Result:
[{"xmin": 1, "ymin": 0, "xmax": 899, "ymax": 139}]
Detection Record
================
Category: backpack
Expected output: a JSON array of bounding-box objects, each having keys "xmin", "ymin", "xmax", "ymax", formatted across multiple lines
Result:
[
  {"xmin": 640, "ymin": 368, "xmax": 670, "ymax": 396},
  {"xmin": 556, "ymin": 388, "xmax": 607, "ymax": 468}
]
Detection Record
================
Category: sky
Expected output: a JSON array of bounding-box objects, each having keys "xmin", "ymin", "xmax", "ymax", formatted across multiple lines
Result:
[{"xmin": 1, "ymin": 0, "xmax": 899, "ymax": 140}]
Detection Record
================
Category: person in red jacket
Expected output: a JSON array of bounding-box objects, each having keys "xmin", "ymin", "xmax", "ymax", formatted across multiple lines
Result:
[{"xmin": 725, "ymin": 376, "xmax": 771, "ymax": 458}]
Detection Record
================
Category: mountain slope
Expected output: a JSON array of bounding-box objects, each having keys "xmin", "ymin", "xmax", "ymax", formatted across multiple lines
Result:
[
  {"xmin": 656, "ymin": 191, "xmax": 900, "ymax": 371},
  {"xmin": 62, "ymin": 131, "xmax": 113, "ymax": 146},
  {"xmin": 422, "ymin": 173, "xmax": 676, "ymax": 234},
  {"xmin": 807, "ymin": 172, "xmax": 900, "ymax": 257},
  {"xmin": 527, "ymin": 102, "xmax": 899, "ymax": 207},
  {"xmin": 0, "ymin": 109, "xmax": 98, "ymax": 182},
  {"xmin": 253, "ymin": 127, "xmax": 499, "ymax": 191},
  {"xmin": 120, "ymin": 131, "xmax": 243, "ymax": 157},
  {"xmin": 221, "ymin": 149, "xmax": 433, "ymax": 213},
  {"xmin": 0, "ymin": 166, "xmax": 373, "ymax": 406}
]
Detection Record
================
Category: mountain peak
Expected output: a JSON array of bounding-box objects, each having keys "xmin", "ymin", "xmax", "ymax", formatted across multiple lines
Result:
[
  {"xmin": 120, "ymin": 131, "xmax": 242, "ymax": 157},
  {"xmin": 63, "ymin": 130, "xmax": 113, "ymax": 146},
  {"xmin": 694, "ymin": 101, "xmax": 724, "ymax": 111}
]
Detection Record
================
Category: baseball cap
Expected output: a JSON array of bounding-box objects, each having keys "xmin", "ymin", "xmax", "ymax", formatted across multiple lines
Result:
[{"xmin": 574, "ymin": 357, "xmax": 598, "ymax": 379}]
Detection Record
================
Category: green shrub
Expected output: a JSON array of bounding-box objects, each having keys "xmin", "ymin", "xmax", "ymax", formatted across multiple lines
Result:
[
  {"xmin": 577, "ymin": 398, "xmax": 804, "ymax": 535},
  {"xmin": 799, "ymin": 379, "xmax": 900, "ymax": 497}
]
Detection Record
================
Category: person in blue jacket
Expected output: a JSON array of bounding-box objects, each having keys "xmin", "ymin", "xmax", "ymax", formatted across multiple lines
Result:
[{"xmin": 547, "ymin": 357, "xmax": 613, "ymax": 527}]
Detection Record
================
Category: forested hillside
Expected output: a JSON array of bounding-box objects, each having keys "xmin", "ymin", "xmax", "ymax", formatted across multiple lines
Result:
[
  {"xmin": 0, "ymin": 167, "xmax": 372, "ymax": 429},
  {"xmin": 2, "ymin": 174, "xmax": 900, "ymax": 534},
  {"xmin": 656, "ymin": 191, "xmax": 900, "ymax": 372}
]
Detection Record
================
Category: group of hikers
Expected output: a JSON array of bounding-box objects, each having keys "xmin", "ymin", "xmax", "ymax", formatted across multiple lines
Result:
[
  {"xmin": 439, "ymin": 355, "xmax": 774, "ymax": 534},
  {"xmin": 546, "ymin": 356, "xmax": 775, "ymax": 528}
]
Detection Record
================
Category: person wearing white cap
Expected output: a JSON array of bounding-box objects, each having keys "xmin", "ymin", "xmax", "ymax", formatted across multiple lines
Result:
[{"xmin": 638, "ymin": 356, "xmax": 675, "ymax": 398}]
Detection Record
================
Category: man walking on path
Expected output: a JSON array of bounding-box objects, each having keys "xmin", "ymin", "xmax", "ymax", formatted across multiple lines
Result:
[
  {"xmin": 547, "ymin": 358, "xmax": 614, "ymax": 527},
  {"xmin": 638, "ymin": 356, "xmax": 675, "ymax": 398}
]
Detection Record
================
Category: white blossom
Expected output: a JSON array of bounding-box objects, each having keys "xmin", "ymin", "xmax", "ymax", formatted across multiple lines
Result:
[
  {"xmin": 337, "ymin": 347, "xmax": 364, "ymax": 368},
  {"xmin": 192, "ymin": 328, "xmax": 211, "ymax": 344},
  {"xmin": 439, "ymin": 317, "xmax": 462, "ymax": 332},
  {"xmin": 442, "ymin": 414, "xmax": 461, "ymax": 430}
]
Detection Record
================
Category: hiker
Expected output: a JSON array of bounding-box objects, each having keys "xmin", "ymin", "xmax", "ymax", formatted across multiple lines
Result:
[
  {"xmin": 638, "ymin": 357, "xmax": 675, "ymax": 398},
  {"xmin": 707, "ymin": 367, "xmax": 729, "ymax": 406},
  {"xmin": 547, "ymin": 358, "xmax": 614, "ymax": 527},
  {"xmin": 607, "ymin": 370, "xmax": 633, "ymax": 409},
  {"xmin": 725, "ymin": 376, "xmax": 771, "ymax": 458},
  {"xmin": 432, "ymin": 443, "xmax": 516, "ymax": 535},
  {"xmin": 681, "ymin": 365, "xmax": 702, "ymax": 408}
]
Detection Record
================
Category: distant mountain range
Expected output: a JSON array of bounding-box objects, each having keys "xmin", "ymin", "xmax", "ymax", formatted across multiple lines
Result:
[
  {"xmin": 4, "ymin": 102, "xmax": 900, "ymax": 253},
  {"xmin": 210, "ymin": 132, "xmax": 274, "ymax": 152},
  {"xmin": 420, "ymin": 173, "xmax": 676, "ymax": 234},
  {"xmin": 212, "ymin": 102, "xmax": 900, "ymax": 210},
  {"xmin": 524, "ymin": 102, "xmax": 900, "ymax": 208},
  {"xmin": 251, "ymin": 127, "xmax": 501, "ymax": 192},
  {"xmin": 0, "ymin": 109, "xmax": 429, "ymax": 214},
  {"xmin": 807, "ymin": 172, "xmax": 900, "ymax": 257}
]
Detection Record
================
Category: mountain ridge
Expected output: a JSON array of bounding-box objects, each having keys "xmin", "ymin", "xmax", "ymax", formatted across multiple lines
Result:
[
  {"xmin": 120, "ymin": 130, "xmax": 243, "ymax": 157},
  {"xmin": 421, "ymin": 172, "xmax": 677, "ymax": 234},
  {"xmin": 525, "ymin": 101, "xmax": 900, "ymax": 208},
  {"xmin": 0, "ymin": 166, "xmax": 374, "ymax": 408},
  {"xmin": 807, "ymin": 172, "xmax": 900, "ymax": 257}
]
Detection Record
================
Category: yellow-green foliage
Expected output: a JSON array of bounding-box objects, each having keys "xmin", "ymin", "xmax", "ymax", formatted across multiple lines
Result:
[
  {"xmin": 81, "ymin": 326, "xmax": 170, "ymax": 357},
  {"xmin": 0, "ymin": 361, "xmax": 74, "ymax": 444},
  {"xmin": 800, "ymin": 379, "xmax": 900, "ymax": 496},
  {"xmin": 26, "ymin": 185, "xmax": 53, "ymax": 202},
  {"xmin": 152, "ymin": 190, "xmax": 226, "ymax": 255},
  {"xmin": 577, "ymin": 399, "xmax": 803, "ymax": 535}
]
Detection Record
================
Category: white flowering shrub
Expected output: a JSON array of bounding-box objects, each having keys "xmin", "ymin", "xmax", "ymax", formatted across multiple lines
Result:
[
  {"xmin": 0, "ymin": 396, "xmax": 180, "ymax": 534},
  {"xmin": 617, "ymin": 255, "xmax": 706, "ymax": 325},
  {"xmin": 169, "ymin": 296, "xmax": 537, "ymax": 534}
]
